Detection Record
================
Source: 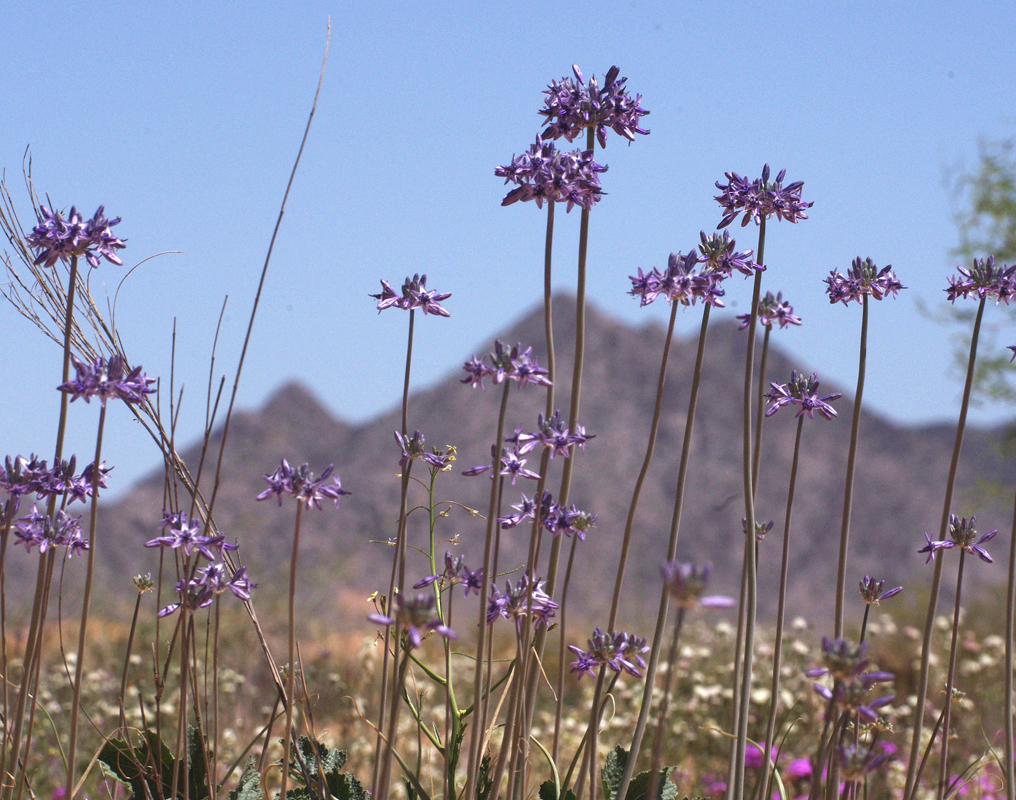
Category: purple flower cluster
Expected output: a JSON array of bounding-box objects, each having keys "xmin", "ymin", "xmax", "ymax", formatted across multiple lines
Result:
[
  {"xmin": 369, "ymin": 593, "xmax": 457, "ymax": 649},
  {"xmin": 765, "ymin": 370, "xmax": 842, "ymax": 421},
  {"xmin": 508, "ymin": 410, "xmax": 593, "ymax": 460},
  {"xmin": 715, "ymin": 164, "xmax": 812, "ymax": 229},
  {"xmin": 414, "ymin": 551, "xmax": 483, "ymax": 598},
  {"xmin": 697, "ymin": 231, "xmax": 762, "ymax": 278},
  {"xmin": 743, "ymin": 517, "xmax": 774, "ymax": 542},
  {"xmin": 461, "ymin": 340, "xmax": 551, "ymax": 390},
  {"xmin": 835, "ymin": 744, "xmax": 892, "ymax": 784},
  {"xmin": 158, "ymin": 562, "xmax": 256, "ymax": 618},
  {"xmin": 918, "ymin": 514, "xmax": 996, "ymax": 564},
  {"xmin": 858, "ymin": 575, "xmax": 902, "ymax": 606},
  {"xmin": 824, "ymin": 257, "xmax": 905, "ymax": 305},
  {"xmin": 487, "ymin": 574, "xmax": 558, "ymax": 631},
  {"xmin": 13, "ymin": 506, "xmax": 88, "ymax": 557},
  {"xmin": 462, "ymin": 445, "xmax": 541, "ymax": 485},
  {"xmin": 806, "ymin": 637, "xmax": 894, "ymax": 722},
  {"xmin": 628, "ymin": 251, "xmax": 725, "ymax": 308},
  {"xmin": 660, "ymin": 561, "xmax": 734, "ymax": 610},
  {"xmin": 568, "ymin": 627, "xmax": 650, "ymax": 679},
  {"xmin": 370, "ymin": 274, "xmax": 451, "ymax": 317},
  {"xmin": 145, "ymin": 511, "xmax": 238, "ymax": 560},
  {"xmin": 1, "ymin": 454, "xmax": 110, "ymax": 514},
  {"xmin": 496, "ymin": 137, "xmax": 607, "ymax": 211},
  {"xmin": 26, "ymin": 204, "xmax": 126, "ymax": 269},
  {"xmin": 945, "ymin": 256, "xmax": 1016, "ymax": 304},
  {"xmin": 498, "ymin": 490, "xmax": 597, "ymax": 540},
  {"xmin": 58, "ymin": 355, "xmax": 155, "ymax": 407},
  {"xmin": 538, "ymin": 65, "xmax": 649, "ymax": 149},
  {"xmin": 737, "ymin": 291, "xmax": 801, "ymax": 330},
  {"xmin": 394, "ymin": 430, "xmax": 454, "ymax": 471},
  {"xmin": 256, "ymin": 459, "xmax": 349, "ymax": 510}
]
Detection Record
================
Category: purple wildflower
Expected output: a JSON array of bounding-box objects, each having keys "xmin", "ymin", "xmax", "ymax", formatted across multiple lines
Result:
[
  {"xmin": 715, "ymin": 164, "xmax": 812, "ymax": 229},
  {"xmin": 145, "ymin": 511, "xmax": 237, "ymax": 560},
  {"xmin": 461, "ymin": 340, "xmax": 551, "ymax": 390},
  {"xmin": 697, "ymin": 230, "xmax": 762, "ymax": 278},
  {"xmin": 660, "ymin": 562, "xmax": 734, "ymax": 610},
  {"xmin": 13, "ymin": 506, "xmax": 88, "ymax": 557},
  {"xmin": 413, "ymin": 551, "xmax": 483, "ymax": 598},
  {"xmin": 539, "ymin": 65, "xmax": 649, "ymax": 148},
  {"xmin": 918, "ymin": 514, "xmax": 996, "ymax": 564},
  {"xmin": 765, "ymin": 370, "xmax": 841, "ymax": 420},
  {"xmin": 859, "ymin": 575, "xmax": 902, "ymax": 605},
  {"xmin": 510, "ymin": 410, "xmax": 594, "ymax": 459},
  {"xmin": 58, "ymin": 355, "xmax": 155, "ymax": 407},
  {"xmin": 487, "ymin": 574, "xmax": 558, "ymax": 631},
  {"xmin": 835, "ymin": 744, "xmax": 892, "ymax": 784},
  {"xmin": 496, "ymin": 137, "xmax": 608, "ymax": 211},
  {"xmin": 256, "ymin": 459, "xmax": 349, "ymax": 509},
  {"xmin": 368, "ymin": 593, "xmax": 456, "ymax": 649},
  {"xmin": 742, "ymin": 517, "xmax": 775, "ymax": 542},
  {"xmin": 945, "ymin": 256, "xmax": 1016, "ymax": 304},
  {"xmin": 26, "ymin": 204, "xmax": 126, "ymax": 269},
  {"xmin": 628, "ymin": 250, "xmax": 725, "ymax": 308},
  {"xmin": 158, "ymin": 561, "xmax": 257, "ymax": 617},
  {"xmin": 737, "ymin": 290, "xmax": 801, "ymax": 330},
  {"xmin": 370, "ymin": 274, "xmax": 451, "ymax": 316},
  {"xmin": 824, "ymin": 257, "xmax": 905, "ymax": 305},
  {"xmin": 568, "ymin": 627, "xmax": 650, "ymax": 679}
]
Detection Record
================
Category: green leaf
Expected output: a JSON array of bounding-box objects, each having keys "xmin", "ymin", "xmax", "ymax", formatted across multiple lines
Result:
[
  {"xmin": 228, "ymin": 757, "xmax": 267, "ymax": 800},
  {"xmin": 625, "ymin": 768, "xmax": 678, "ymax": 800},
  {"xmin": 476, "ymin": 753, "xmax": 494, "ymax": 800},
  {"xmin": 600, "ymin": 745, "xmax": 628, "ymax": 800},
  {"xmin": 285, "ymin": 735, "xmax": 369, "ymax": 800},
  {"xmin": 539, "ymin": 780, "xmax": 576, "ymax": 800}
]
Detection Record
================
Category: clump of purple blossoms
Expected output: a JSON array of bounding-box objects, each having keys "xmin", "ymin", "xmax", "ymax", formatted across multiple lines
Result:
[
  {"xmin": 918, "ymin": 514, "xmax": 996, "ymax": 564},
  {"xmin": 13, "ymin": 506, "xmax": 88, "ymax": 557},
  {"xmin": 806, "ymin": 637, "xmax": 894, "ymax": 722},
  {"xmin": 945, "ymin": 255, "xmax": 1016, "ymax": 304},
  {"xmin": 569, "ymin": 627, "xmax": 650, "ymax": 679},
  {"xmin": 508, "ymin": 410, "xmax": 594, "ymax": 459},
  {"xmin": 539, "ymin": 65, "xmax": 649, "ymax": 148},
  {"xmin": 498, "ymin": 490, "xmax": 597, "ymax": 539},
  {"xmin": 628, "ymin": 250, "xmax": 725, "ymax": 308},
  {"xmin": 461, "ymin": 340, "xmax": 551, "ymax": 390},
  {"xmin": 1, "ymin": 454, "xmax": 111, "ymax": 515},
  {"xmin": 487, "ymin": 574, "xmax": 558, "ymax": 631},
  {"xmin": 368, "ymin": 593, "xmax": 457, "ymax": 649},
  {"xmin": 835, "ymin": 744, "xmax": 892, "ymax": 784},
  {"xmin": 765, "ymin": 370, "xmax": 842, "ymax": 421},
  {"xmin": 824, "ymin": 257, "xmax": 905, "ymax": 305},
  {"xmin": 496, "ymin": 137, "xmax": 607, "ymax": 211},
  {"xmin": 145, "ymin": 511, "xmax": 238, "ymax": 560},
  {"xmin": 370, "ymin": 274, "xmax": 451, "ymax": 316},
  {"xmin": 859, "ymin": 575, "xmax": 902, "ymax": 606},
  {"xmin": 256, "ymin": 459, "xmax": 349, "ymax": 510},
  {"xmin": 414, "ymin": 551, "xmax": 483, "ymax": 598},
  {"xmin": 158, "ymin": 561, "xmax": 257, "ymax": 617},
  {"xmin": 394, "ymin": 430, "xmax": 454, "ymax": 471},
  {"xmin": 660, "ymin": 561, "xmax": 734, "ymax": 610},
  {"xmin": 26, "ymin": 204, "xmax": 126, "ymax": 269},
  {"xmin": 737, "ymin": 291, "xmax": 801, "ymax": 330},
  {"xmin": 58, "ymin": 355, "xmax": 155, "ymax": 406},
  {"xmin": 697, "ymin": 231, "xmax": 762, "ymax": 278},
  {"xmin": 715, "ymin": 164, "xmax": 812, "ymax": 229},
  {"xmin": 742, "ymin": 517, "xmax": 774, "ymax": 542}
]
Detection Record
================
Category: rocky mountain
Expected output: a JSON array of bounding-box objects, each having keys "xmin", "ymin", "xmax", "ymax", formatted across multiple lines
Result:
[{"xmin": 91, "ymin": 295, "xmax": 1012, "ymax": 632}]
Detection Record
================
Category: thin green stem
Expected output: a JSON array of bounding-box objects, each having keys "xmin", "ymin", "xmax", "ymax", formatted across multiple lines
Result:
[
  {"xmin": 66, "ymin": 404, "xmax": 106, "ymax": 797},
  {"xmin": 648, "ymin": 608, "xmax": 685, "ymax": 800},
  {"xmin": 402, "ymin": 309, "xmax": 415, "ymax": 437},
  {"xmin": 935, "ymin": 550, "xmax": 965, "ymax": 800},
  {"xmin": 903, "ymin": 296, "xmax": 986, "ymax": 800},
  {"xmin": 615, "ymin": 302, "xmax": 713, "ymax": 800},
  {"xmin": 464, "ymin": 381, "xmax": 512, "ymax": 800},
  {"xmin": 280, "ymin": 501, "xmax": 305, "ymax": 800},
  {"xmin": 834, "ymin": 294, "xmax": 868, "ymax": 637},
  {"xmin": 751, "ymin": 326, "xmax": 772, "ymax": 500},
  {"xmin": 606, "ymin": 300, "xmax": 680, "ymax": 631},
  {"xmin": 762, "ymin": 415, "xmax": 804, "ymax": 800},
  {"xmin": 1005, "ymin": 469, "xmax": 1016, "ymax": 800}
]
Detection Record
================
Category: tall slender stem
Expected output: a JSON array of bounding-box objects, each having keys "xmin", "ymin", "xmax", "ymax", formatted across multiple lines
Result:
[
  {"xmin": 1005, "ymin": 472, "xmax": 1016, "ymax": 800},
  {"xmin": 935, "ymin": 550, "xmax": 965, "ymax": 800},
  {"xmin": 615, "ymin": 302, "xmax": 713, "ymax": 800},
  {"xmin": 280, "ymin": 501, "xmax": 305, "ymax": 800},
  {"xmin": 761, "ymin": 415, "xmax": 804, "ymax": 800},
  {"xmin": 834, "ymin": 294, "xmax": 868, "ymax": 637},
  {"xmin": 903, "ymin": 296, "xmax": 985, "ymax": 800}
]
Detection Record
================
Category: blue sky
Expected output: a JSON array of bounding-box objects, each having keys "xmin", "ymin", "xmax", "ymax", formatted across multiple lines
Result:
[{"xmin": 2, "ymin": 0, "xmax": 1015, "ymax": 495}]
